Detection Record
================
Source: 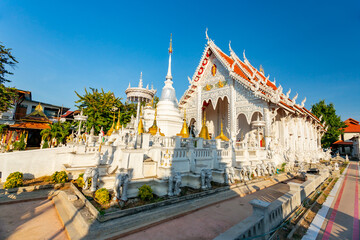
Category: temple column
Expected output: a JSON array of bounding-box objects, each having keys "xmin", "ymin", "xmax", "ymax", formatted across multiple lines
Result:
[
  {"xmin": 264, "ymin": 108, "xmax": 271, "ymax": 150},
  {"xmin": 229, "ymin": 79, "xmax": 236, "ymax": 141},
  {"xmin": 197, "ymin": 87, "xmax": 202, "ymax": 134}
]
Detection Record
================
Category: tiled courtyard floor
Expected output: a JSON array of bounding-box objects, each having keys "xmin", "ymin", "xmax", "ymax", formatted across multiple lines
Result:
[
  {"xmin": 117, "ymin": 182, "xmax": 291, "ymax": 240},
  {"xmin": 0, "ymin": 199, "xmax": 69, "ymax": 240}
]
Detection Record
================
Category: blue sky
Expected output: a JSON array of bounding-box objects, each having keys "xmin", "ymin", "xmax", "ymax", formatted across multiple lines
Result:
[{"xmin": 1, "ymin": 0, "xmax": 359, "ymax": 120}]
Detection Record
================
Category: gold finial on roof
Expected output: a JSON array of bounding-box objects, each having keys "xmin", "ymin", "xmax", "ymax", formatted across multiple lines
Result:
[
  {"xmin": 169, "ymin": 33, "xmax": 173, "ymax": 54},
  {"xmin": 35, "ymin": 103, "xmax": 43, "ymax": 112},
  {"xmin": 215, "ymin": 120, "xmax": 229, "ymax": 141},
  {"xmin": 259, "ymin": 65, "xmax": 265, "ymax": 75}
]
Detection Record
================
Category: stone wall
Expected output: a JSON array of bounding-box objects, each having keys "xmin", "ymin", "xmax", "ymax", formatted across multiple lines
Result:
[{"xmin": 214, "ymin": 170, "xmax": 329, "ymax": 240}]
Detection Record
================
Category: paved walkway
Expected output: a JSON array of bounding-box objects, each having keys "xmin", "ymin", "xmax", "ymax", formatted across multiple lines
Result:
[
  {"xmin": 313, "ymin": 161, "xmax": 360, "ymax": 240},
  {"xmin": 0, "ymin": 199, "xmax": 69, "ymax": 240},
  {"xmin": 117, "ymin": 181, "xmax": 291, "ymax": 240}
]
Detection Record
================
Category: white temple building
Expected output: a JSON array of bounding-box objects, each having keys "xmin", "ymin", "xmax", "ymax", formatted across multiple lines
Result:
[
  {"xmin": 0, "ymin": 32, "xmax": 328, "ymax": 200},
  {"xmin": 178, "ymin": 31, "xmax": 325, "ymax": 166}
]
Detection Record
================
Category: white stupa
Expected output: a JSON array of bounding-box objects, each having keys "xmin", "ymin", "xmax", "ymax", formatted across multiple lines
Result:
[{"xmin": 156, "ymin": 34, "xmax": 182, "ymax": 136}]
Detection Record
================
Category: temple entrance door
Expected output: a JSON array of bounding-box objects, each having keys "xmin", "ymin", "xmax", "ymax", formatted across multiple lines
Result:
[
  {"xmin": 237, "ymin": 113, "xmax": 250, "ymax": 142},
  {"xmin": 250, "ymin": 112, "xmax": 264, "ymax": 148},
  {"xmin": 189, "ymin": 118, "xmax": 196, "ymax": 137},
  {"xmin": 27, "ymin": 130, "xmax": 41, "ymax": 148},
  {"xmin": 202, "ymin": 97, "xmax": 229, "ymax": 139}
]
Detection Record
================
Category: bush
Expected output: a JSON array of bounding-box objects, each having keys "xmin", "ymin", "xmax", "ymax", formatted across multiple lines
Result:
[
  {"xmin": 279, "ymin": 163, "xmax": 286, "ymax": 172},
  {"xmin": 76, "ymin": 173, "xmax": 91, "ymax": 188},
  {"xmin": 138, "ymin": 184, "xmax": 153, "ymax": 201},
  {"xmin": 42, "ymin": 139, "xmax": 49, "ymax": 149},
  {"xmin": 51, "ymin": 171, "xmax": 68, "ymax": 183},
  {"xmin": 6, "ymin": 171, "xmax": 23, "ymax": 181},
  {"xmin": 4, "ymin": 171, "xmax": 23, "ymax": 189},
  {"xmin": 77, "ymin": 173, "xmax": 85, "ymax": 187},
  {"xmin": 95, "ymin": 188, "xmax": 110, "ymax": 205}
]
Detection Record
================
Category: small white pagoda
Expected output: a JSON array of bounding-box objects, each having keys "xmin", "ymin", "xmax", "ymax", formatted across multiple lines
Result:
[{"xmin": 156, "ymin": 34, "xmax": 182, "ymax": 137}]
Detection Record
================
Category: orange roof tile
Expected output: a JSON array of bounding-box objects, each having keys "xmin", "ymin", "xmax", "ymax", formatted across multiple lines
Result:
[
  {"xmin": 213, "ymin": 47, "xmax": 250, "ymax": 81},
  {"xmin": 345, "ymin": 118, "xmax": 359, "ymax": 125},
  {"xmin": 343, "ymin": 118, "xmax": 360, "ymax": 133},
  {"xmin": 332, "ymin": 140, "xmax": 353, "ymax": 145},
  {"xmin": 10, "ymin": 122, "xmax": 51, "ymax": 130},
  {"xmin": 280, "ymin": 101, "xmax": 295, "ymax": 111}
]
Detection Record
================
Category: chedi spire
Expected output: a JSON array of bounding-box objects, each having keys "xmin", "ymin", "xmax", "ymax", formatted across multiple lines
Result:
[{"xmin": 166, "ymin": 33, "xmax": 173, "ymax": 81}]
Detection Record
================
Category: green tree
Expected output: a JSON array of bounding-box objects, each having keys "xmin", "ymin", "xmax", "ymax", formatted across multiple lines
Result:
[
  {"xmin": 58, "ymin": 121, "xmax": 72, "ymax": 143},
  {"xmin": 40, "ymin": 128, "xmax": 51, "ymax": 142},
  {"xmin": 0, "ymin": 43, "xmax": 18, "ymax": 84},
  {"xmin": 0, "ymin": 124, "xmax": 8, "ymax": 134},
  {"xmin": 40, "ymin": 121, "xmax": 72, "ymax": 146},
  {"xmin": 75, "ymin": 88, "xmax": 136, "ymax": 134},
  {"xmin": 0, "ymin": 43, "xmax": 18, "ymax": 112},
  {"xmin": 311, "ymin": 100, "xmax": 346, "ymax": 148},
  {"xmin": 0, "ymin": 85, "xmax": 17, "ymax": 112}
]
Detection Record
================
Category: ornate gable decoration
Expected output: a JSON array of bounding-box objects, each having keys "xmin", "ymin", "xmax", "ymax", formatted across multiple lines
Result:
[{"xmin": 179, "ymin": 31, "xmax": 322, "ymax": 127}]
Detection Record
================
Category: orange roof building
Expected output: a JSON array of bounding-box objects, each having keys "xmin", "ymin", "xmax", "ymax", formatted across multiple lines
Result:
[
  {"xmin": 331, "ymin": 118, "xmax": 360, "ymax": 157},
  {"xmin": 7, "ymin": 104, "xmax": 52, "ymax": 148},
  {"xmin": 337, "ymin": 118, "xmax": 360, "ymax": 142}
]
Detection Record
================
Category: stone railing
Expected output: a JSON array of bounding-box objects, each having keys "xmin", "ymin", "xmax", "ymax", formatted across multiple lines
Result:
[
  {"xmin": 161, "ymin": 137, "xmax": 176, "ymax": 148},
  {"xmin": 194, "ymin": 149, "xmax": 212, "ymax": 159},
  {"xmin": 173, "ymin": 149, "xmax": 188, "ymax": 160},
  {"xmin": 217, "ymin": 149, "xmax": 231, "ymax": 158},
  {"xmin": 215, "ymin": 170, "xmax": 329, "ymax": 240}
]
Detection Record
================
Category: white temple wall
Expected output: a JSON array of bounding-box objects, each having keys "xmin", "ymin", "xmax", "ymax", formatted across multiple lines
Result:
[{"xmin": 0, "ymin": 147, "xmax": 72, "ymax": 181}]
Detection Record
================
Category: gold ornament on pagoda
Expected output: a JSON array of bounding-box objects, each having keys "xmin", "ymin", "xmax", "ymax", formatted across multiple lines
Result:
[
  {"xmin": 199, "ymin": 111, "xmax": 210, "ymax": 140},
  {"xmin": 215, "ymin": 120, "xmax": 229, "ymax": 141},
  {"xmin": 107, "ymin": 113, "xmax": 116, "ymax": 136},
  {"xmin": 148, "ymin": 108, "xmax": 164, "ymax": 136},
  {"xmin": 138, "ymin": 107, "xmax": 145, "ymax": 134},
  {"xmin": 115, "ymin": 109, "xmax": 121, "ymax": 131},
  {"xmin": 177, "ymin": 109, "xmax": 190, "ymax": 138},
  {"xmin": 169, "ymin": 33, "xmax": 173, "ymax": 53}
]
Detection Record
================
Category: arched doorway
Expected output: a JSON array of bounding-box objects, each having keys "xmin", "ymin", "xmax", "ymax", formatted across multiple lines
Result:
[
  {"xmin": 189, "ymin": 118, "xmax": 196, "ymax": 137},
  {"xmin": 202, "ymin": 97, "xmax": 229, "ymax": 139},
  {"xmin": 236, "ymin": 113, "xmax": 250, "ymax": 142},
  {"xmin": 250, "ymin": 111, "xmax": 265, "ymax": 148}
]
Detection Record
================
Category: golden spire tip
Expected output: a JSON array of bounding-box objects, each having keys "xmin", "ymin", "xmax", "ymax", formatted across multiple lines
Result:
[{"xmin": 169, "ymin": 33, "xmax": 173, "ymax": 54}]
